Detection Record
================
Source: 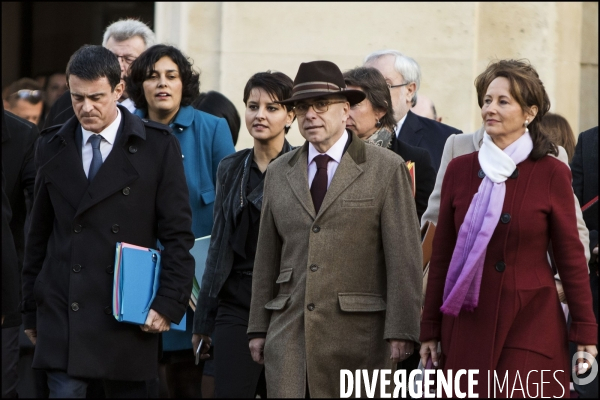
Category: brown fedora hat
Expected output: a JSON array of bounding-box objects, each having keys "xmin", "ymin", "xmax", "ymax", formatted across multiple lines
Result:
[{"xmin": 277, "ymin": 60, "xmax": 366, "ymax": 105}]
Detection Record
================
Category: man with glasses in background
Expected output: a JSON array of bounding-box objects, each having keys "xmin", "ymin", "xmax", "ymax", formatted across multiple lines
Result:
[
  {"xmin": 247, "ymin": 61, "xmax": 422, "ymax": 397},
  {"xmin": 2, "ymin": 78, "xmax": 44, "ymax": 125},
  {"xmin": 44, "ymin": 18, "xmax": 155, "ymax": 127},
  {"xmin": 364, "ymin": 50, "xmax": 461, "ymax": 172}
]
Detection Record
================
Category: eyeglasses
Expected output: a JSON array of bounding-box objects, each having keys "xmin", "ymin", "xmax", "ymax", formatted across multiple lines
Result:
[
  {"xmin": 293, "ymin": 100, "xmax": 346, "ymax": 116},
  {"xmin": 116, "ymin": 55, "xmax": 137, "ymax": 65},
  {"xmin": 387, "ymin": 82, "xmax": 409, "ymax": 90},
  {"xmin": 8, "ymin": 89, "xmax": 44, "ymax": 104}
]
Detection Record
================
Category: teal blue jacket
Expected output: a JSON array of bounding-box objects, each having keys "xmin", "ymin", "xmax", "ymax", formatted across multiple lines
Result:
[{"xmin": 136, "ymin": 105, "xmax": 235, "ymax": 238}]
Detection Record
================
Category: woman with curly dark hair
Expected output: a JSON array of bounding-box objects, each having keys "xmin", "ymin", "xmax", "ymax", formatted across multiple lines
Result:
[
  {"xmin": 126, "ymin": 44, "xmax": 235, "ymax": 397},
  {"xmin": 419, "ymin": 59, "xmax": 597, "ymax": 397}
]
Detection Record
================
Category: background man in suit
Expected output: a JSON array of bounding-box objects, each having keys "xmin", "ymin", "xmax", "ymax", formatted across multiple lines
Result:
[
  {"xmin": 44, "ymin": 19, "xmax": 155, "ymax": 128},
  {"xmin": 364, "ymin": 49, "xmax": 462, "ymax": 171},
  {"xmin": 2, "ymin": 78, "xmax": 44, "ymax": 126},
  {"xmin": 21, "ymin": 45, "xmax": 195, "ymax": 398},
  {"xmin": 411, "ymin": 94, "xmax": 442, "ymax": 122},
  {"xmin": 1, "ymin": 103, "xmax": 39, "ymax": 398},
  {"xmin": 247, "ymin": 61, "xmax": 422, "ymax": 397},
  {"xmin": 570, "ymin": 126, "xmax": 598, "ymax": 398}
]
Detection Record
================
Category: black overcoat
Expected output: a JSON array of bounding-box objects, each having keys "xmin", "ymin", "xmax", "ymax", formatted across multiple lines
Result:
[
  {"xmin": 21, "ymin": 106, "xmax": 195, "ymax": 380},
  {"xmin": 397, "ymin": 110, "xmax": 461, "ymax": 172},
  {"xmin": 2, "ymin": 110, "xmax": 39, "ymax": 327}
]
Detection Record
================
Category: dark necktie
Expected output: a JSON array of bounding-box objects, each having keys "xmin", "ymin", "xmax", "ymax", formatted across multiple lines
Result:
[
  {"xmin": 310, "ymin": 154, "xmax": 331, "ymax": 214},
  {"xmin": 88, "ymin": 134, "xmax": 103, "ymax": 182}
]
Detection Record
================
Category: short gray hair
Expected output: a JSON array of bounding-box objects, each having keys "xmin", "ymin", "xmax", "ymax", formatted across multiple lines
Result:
[
  {"xmin": 102, "ymin": 19, "xmax": 156, "ymax": 49},
  {"xmin": 364, "ymin": 49, "xmax": 421, "ymax": 107}
]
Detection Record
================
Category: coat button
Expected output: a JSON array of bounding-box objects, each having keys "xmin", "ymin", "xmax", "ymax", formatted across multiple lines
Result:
[
  {"xmin": 509, "ymin": 168, "xmax": 519, "ymax": 179},
  {"xmin": 182, "ymin": 154, "xmax": 185, "ymax": 159},
  {"xmin": 111, "ymin": 224, "xmax": 120, "ymax": 233},
  {"xmin": 104, "ymin": 306, "xmax": 112, "ymax": 315},
  {"xmin": 73, "ymin": 264, "xmax": 82, "ymax": 273},
  {"xmin": 312, "ymin": 226, "xmax": 320, "ymax": 233},
  {"xmin": 500, "ymin": 213, "xmax": 511, "ymax": 224},
  {"xmin": 128, "ymin": 145, "xmax": 137, "ymax": 154},
  {"xmin": 478, "ymin": 169, "xmax": 485, "ymax": 179},
  {"xmin": 307, "ymin": 303, "xmax": 315, "ymax": 311},
  {"xmin": 106, "ymin": 265, "xmax": 114, "ymax": 274},
  {"xmin": 73, "ymin": 224, "xmax": 82, "ymax": 233},
  {"xmin": 122, "ymin": 187, "xmax": 130, "ymax": 195},
  {"xmin": 71, "ymin": 302, "xmax": 80, "ymax": 311},
  {"xmin": 495, "ymin": 261, "xmax": 506, "ymax": 272},
  {"xmin": 310, "ymin": 264, "xmax": 318, "ymax": 272},
  {"xmin": 178, "ymin": 127, "xmax": 183, "ymax": 132}
]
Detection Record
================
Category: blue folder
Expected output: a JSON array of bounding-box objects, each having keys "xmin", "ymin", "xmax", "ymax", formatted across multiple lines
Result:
[{"xmin": 112, "ymin": 243, "xmax": 185, "ymax": 331}]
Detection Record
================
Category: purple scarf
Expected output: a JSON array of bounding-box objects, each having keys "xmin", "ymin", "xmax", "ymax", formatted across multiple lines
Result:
[{"xmin": 440, "ymin": 130, "xmax": 533, "ymax": 316}]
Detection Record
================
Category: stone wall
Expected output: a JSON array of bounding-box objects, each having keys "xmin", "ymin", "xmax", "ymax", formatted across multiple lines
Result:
[{"xmin": 155, "ymin": 2, "xmax": 598, "ymax": 149}]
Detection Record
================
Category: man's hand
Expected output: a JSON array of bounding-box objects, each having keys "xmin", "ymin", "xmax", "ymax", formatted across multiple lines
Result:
[
  {"xmin": 249, "ymin": 338, "xmax": 265, "ymax": 364},
  {"xmin": 575, "ymin": 344, "xmax": 598, "ymax": 375},
  {"xmin": 25, "ymin": 329, "xmax": 37, "ymax": 345},
  {"xmin": 389, "ymin": 339, "xmax": 414, "ymax": 363},
  {"xmin": 420, "ymin": 340, "xmax": 440, "ymax": 367},
  {"xmin": 140, "ymin": 309, "xmax": 170, "ymax": 333},
  {"xmin": 192, "ymin": 333, "xmax": 212, "ymax": 360}
]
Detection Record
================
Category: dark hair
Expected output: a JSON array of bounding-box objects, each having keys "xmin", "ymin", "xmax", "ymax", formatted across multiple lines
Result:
[
  {"xmin": 2, "ymin": 78, "xmax": 43, "ymax": 106},
  {"xmin": 475, "ymin": 59, "xmax": 557, "ymax": 160},
  {"xmin": 538, "ymin": 112, "xmax": 576, "ymax": 163},
  {"xmin": 126, "ymin": 44, "xmax": 200, "ymax": 110},
  {"xmin": 193, "ymin": 91, "xmax": 241, "ymax": 145},
  {"xmin": 66, "ymin": 45, "xmax": 121, "ymax": 90},
  {"xmin": 343, "ymin": 67, "xmax": 396, "ymax": 131},
  {"xmin": 242, "ymin": 71, "xmax": 294, "ymax": 133}
]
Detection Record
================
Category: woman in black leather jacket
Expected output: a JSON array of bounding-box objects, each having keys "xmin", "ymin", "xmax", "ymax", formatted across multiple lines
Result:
[{"xmin": 192, "ymin": 71, "xmax": 295, "ymax": 397}]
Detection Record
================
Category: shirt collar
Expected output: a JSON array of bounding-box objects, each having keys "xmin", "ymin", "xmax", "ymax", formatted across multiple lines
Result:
[
  {"xmin": 308, "ymin": 129, "xmax": 349, "ymax": 165},
  {"xmin": 395, "ymin": 113, "xmax": 408, "ymax": 137},
  {"xmin": 81, "ymin": 107, "xmax": 121, "ymax": 145}
]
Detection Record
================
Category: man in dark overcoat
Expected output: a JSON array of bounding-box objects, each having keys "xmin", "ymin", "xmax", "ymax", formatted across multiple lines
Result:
[
  {"xmin": 20, "ymin": 45, "xmax": 195, "ymax": 397},
  {"xmin": 2, "ymin": 104, "xmax": 38, "ymax": 397}
]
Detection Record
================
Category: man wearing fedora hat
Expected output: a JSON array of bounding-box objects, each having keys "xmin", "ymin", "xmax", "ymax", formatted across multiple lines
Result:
[{"xmin": 247, "ymin": 60, "xmax": 422, "ymax": 397}]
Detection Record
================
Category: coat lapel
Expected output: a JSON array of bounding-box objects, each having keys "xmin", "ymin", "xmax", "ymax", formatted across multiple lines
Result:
[
  {"xmin": 317, "ymin": 132, "xmax": 365, "ymax": 217},
  {"xmin": 75, "ymin": 108, "xmax": 143, "ymax": 217},
  {"xmin": 398, "ymin": 111, "xmax": 423, "ymax": 147},
  {"xmin": 40, "ymin": 118, "xmax": 90, "ymax": 211},
  {"xmin": 286, "ymin": 142, "xmax": 316, "ymax": 218}
]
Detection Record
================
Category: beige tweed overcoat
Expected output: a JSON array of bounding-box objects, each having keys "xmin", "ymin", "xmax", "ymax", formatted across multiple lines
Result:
[{"xmin": 248, "ymin": 132, "xmax": 422, "ymax": 398}]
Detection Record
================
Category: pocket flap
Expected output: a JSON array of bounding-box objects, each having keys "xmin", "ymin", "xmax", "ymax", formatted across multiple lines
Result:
[
  {"xmin": 200, "ymin": 190, "xmax": 216, "ymax": 205},
  {"xmin": 275, "ymin": 268, "xmax": 293, "ymax": 283},
  {"xmin": 342, "ymin": 198, "xmax": 375, "ymax": 208},
  {"xmin": 265, "ymin": 294, "xmax": 290, "ymax": 310},
  {"xmin": 338, "ymin": 293, "xmax": 386, "ymax": 312}
]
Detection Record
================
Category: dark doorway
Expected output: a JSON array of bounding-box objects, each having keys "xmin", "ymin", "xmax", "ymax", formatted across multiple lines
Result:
[{"xmin": 2, "ymin": 2, "xmax": 154, "ymax": 89}]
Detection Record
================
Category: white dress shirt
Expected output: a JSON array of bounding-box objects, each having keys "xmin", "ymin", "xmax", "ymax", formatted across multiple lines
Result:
[
  {"xmin": 394, "ymin": 114, "xmax": 408, "ymax": 137},
  {"xmin": 307, "ymin": 130, "xmax": 349, "ymax": 189},
  {"xmin": 119, "ymin": 98, "xmax": 136, "ymax": 114},
  {"xmin": 81, "ymin": 108, "xmax": 121, "ymax": 178}
]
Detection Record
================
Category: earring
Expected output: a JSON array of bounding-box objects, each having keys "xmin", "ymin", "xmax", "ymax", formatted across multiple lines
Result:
[
  {"xmin": 285, "ymin": 124, "xmax": 290, "ymax": 128},
  {"xmin": 375, "ymin": 119, "xmax": 382, "ymax": 128},
  {"xmin": 524, "ymin": 119, "xmax": 529, "ymax": 127}
]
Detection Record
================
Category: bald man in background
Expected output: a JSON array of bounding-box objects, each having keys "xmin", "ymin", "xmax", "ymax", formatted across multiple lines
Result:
[{"xmin": 411, "ymin": 94, "xmax": 442, "ymax": 123}]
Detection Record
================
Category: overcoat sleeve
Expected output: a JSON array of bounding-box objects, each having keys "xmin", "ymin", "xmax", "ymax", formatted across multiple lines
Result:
[
  {"xmin": 150, "ymin": 136, "xmax": 195, "ymax": 324},
  {"xmin": 247, "ymin": 167, "xmax": 282, "ymax": 335},
  {"xmin": 549, "ymin": 162, "xmax": 597, "ymax": 344},
  {"xmin": 2, "ymin": 168, "xmax": 20, "ymax": 319},
  {"xmin": 421, "ymin": 134, "xmax": 456, "ymax": 227},
  {"xmin": 381, "ymin": 162, "xmax": 422, "ymax": 342},
  {"xmin": 420, "ymin": 158, "xmax": 459, "ymax": 342},
  {"xmin": 21, "ymin": 136, "xmax": 56, "ymax": 329},
  {"xmin": 193, "ymin": 160, "xmax": 227, "ymax": 335}
]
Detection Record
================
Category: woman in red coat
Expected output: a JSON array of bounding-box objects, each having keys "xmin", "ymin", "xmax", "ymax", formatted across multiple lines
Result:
[{"xmin": 420, "ymin": 60, "xmax": 597, "ymax": 398}]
